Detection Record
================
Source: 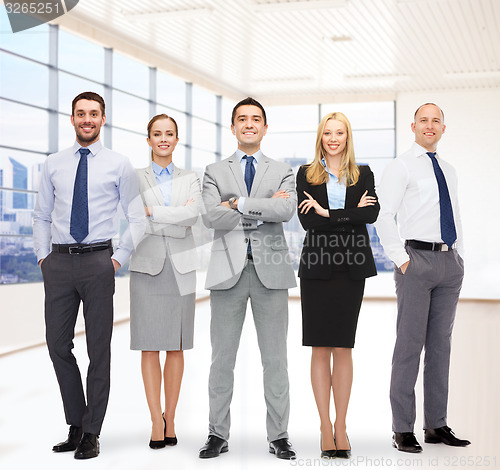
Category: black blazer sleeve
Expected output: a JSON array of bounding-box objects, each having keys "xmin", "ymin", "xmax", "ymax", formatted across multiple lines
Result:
[{"xmin": 296, "ymin": 164, "xmax": 380, "ymax": 230}]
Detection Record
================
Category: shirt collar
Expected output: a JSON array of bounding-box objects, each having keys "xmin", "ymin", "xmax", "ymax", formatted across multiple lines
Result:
[
  {"xmin": 321, "ymin": 158, "xmax": 339, "ymax": 181},
  {"xmin": 411, "ymin": 142, "xmax": 440, "ymax": 159},
  {"xmin": 73, "ymin": 140, "xmax": 102, "ymax": 158},
  {"xmin": 236, "ymin": 148, "xmax": 262, "ymax": 163},
  {"xmin": 152, "ymin": 160, "xmax": 174, "ymax": 176}
]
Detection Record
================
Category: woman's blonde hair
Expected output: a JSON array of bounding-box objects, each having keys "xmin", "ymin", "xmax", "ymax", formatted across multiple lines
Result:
[{"xmin": 306, "ymin": 112, "xmax": 359, "ymax": 186}]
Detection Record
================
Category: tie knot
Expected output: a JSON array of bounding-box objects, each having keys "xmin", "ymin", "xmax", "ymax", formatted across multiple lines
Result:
[
  {"xmin": 79, "ymin": 148, "xmax": 90, "ymax": 157},
  {"xmin": 244, "ymin": 155, "xmax": 254, "ymax": 164},
  {"xmin": 426, "ymin": 152, "xmax": 436, "ymax": 159}
]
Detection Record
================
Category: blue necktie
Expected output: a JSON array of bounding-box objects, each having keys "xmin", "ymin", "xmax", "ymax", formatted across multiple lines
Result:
[
  {"xmin": 70, "ymin": 148, "xmax": 90, "ymax": 243},
  {"xmin": 244, "ymin": 155, "xmax": 255, "ymax": 195},
  {"xmin": 427, "ymin": 152, "xmax": 457, "ymax": 247}
]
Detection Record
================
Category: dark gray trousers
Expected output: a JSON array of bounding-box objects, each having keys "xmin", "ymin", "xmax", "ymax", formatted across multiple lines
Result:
[
  {"xmin": 41, "ymin": 248, "xmax": 115, "ymax": 435},
  {"xmin": 391, "ymin": 246, "xmax": 464, "ymax": 432}
]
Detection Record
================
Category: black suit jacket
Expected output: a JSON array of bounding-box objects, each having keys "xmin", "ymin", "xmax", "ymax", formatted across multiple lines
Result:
[{"xmin": 296, "ymin": 164, "xmax": 380, "ymax": 281}]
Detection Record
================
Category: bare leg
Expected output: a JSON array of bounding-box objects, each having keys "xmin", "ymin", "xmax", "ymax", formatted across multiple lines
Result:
[
  {"xmin": 141, "ymin": 351, "xmax": 164, "ymax": 441},
  {"xmin": 164, "ymin": 350, "xmax": 184, "ymax": 438},
  {"xmin": 332, "ymin": 347, "xmax": 353, "ymax": 450},
  {"xmin": 311, "ymin": 347, "xmax": 335, "ymax": 451}
]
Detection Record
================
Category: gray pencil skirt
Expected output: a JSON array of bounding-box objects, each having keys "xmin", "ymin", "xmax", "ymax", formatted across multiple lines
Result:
[{"xmin": 130, "ymin": 253, "xmax": 195, "ymax": 351}]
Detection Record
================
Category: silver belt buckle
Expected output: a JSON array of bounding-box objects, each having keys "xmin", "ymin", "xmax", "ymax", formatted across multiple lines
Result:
[
  {"xmin": 441, "ymin": 244, "xmax": 449, "ymax": 252},
  {"xmin": 68, "ymin": 246, "xmax": 81, "ymax": 254}
]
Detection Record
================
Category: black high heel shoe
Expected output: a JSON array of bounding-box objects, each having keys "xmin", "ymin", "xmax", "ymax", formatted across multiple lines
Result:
[
  {"xmin": 149, "ymin": 416, "xmax": 167, "ymax": 449},
  {"xmin": 320, "ymin": 433, "xmax": 336, "ymax": 459},
  {"xmin": 334, "ymin": 434, "xmax": 351, "ymax": 459},
  {"xmin": 163, "ymin": 413, "xmax": 178, "ymax": 446}
]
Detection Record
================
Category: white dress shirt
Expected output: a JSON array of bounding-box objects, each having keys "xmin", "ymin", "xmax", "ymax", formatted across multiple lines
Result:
[
  {"xmin": 33, "ymin": 140, "xmax": 146, "ymax": 266},
  {"xmin": 375, "ymin": 142, "xmax": 463, "ymax": 268}
]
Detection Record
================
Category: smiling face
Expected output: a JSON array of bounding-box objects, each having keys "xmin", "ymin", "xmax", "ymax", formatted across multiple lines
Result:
[
  {"xmin": 322, "ymin": 119, "xmax": 348, "ymax": 162},
  {"xmin": 231, "ymin": 104, "xmax": 268, "ymax": 154},
  {"xmin": 147, "ymin": 118, "xmax": 179, "ymax": 165},
  {"xmin": 411, "ymin": 104, "xmax": 446, "ymax": 152},
  {"xmin": 71, "ymin": 99, "xmax": 106, "ymax": 146}
]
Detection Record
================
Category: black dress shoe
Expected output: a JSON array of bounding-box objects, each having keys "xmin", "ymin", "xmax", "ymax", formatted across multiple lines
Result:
[
  {"xmin": 269, "ymin": 438, "xmax": 296, "ymax": 460},
  {"xmin": 52, "ymin": 425, "xmax": 83, "ymax": 452},
  {"xmin": 334, "ymin": 434, "xmax": 351, "ymax": 459},
  {"xmin": 149, "ymin": 416, "xmax": 166, "ymax": 449},
  {"xmin": 392, "ymin": 432, "xmax": 423, "ymax": 453},
  {"xmin": 424, "ymin": 426, "xmax": 471, "ymax": 447},
  {"xmin": 199, "ymin": 435, "xmax": 228, "ymax": 459},
  {"xmin": 74, "ymin": 433, "xmax": 100, "ymax": 460}
]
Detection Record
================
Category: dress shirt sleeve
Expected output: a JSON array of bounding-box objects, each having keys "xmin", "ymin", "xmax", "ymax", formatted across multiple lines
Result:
[
  {"xmin": 238, "ymin": 164, "xmax": 297, "ymax": 223},
  {"xmin": 297, "ymin": 165, "xmax": 380, "ymax": 231},
  {"xmin": 374, "ymin": 159, "xmax": 410, "ymax": 267},
  {"xmin": 32, "ymin": 157, "xmax": 54, "ymax": 261},
  {"xmin": 151, "ymin": 173, "xmax": 202, "ymax": 227},
  {"xmin": 111, "ymin": 159, "xmax": 147, "ymax": 266}
]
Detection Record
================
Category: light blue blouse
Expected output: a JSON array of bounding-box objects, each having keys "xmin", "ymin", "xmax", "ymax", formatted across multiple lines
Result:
[
  {"xmin": 322, "ymin": 158, "xmax": 346, "ymax": 209},
  {"xmin": 152, "ymin": 160, "xmax": 174, "ymax": 206}
]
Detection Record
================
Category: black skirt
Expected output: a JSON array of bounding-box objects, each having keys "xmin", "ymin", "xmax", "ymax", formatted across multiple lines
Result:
[{"xmin": 300, "ymin": 271, "xmax": 365, "ymax": 348}]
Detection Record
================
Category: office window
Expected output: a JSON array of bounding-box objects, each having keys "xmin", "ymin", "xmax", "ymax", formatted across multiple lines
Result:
[
  {"xmin": 192, "ymin": 118, "xmax": 216, "ymax": 154},
  {"xmin": 157, "ymin": 72, "xmax": 186, "ymax": 112},
  {"xmin": 0, "ymin": 9, "xmax": 49, "ymax": 62},
  {"xmin": 59, "ymin": 30, "xmax": 104, "ymax": 83},
  {"xmin": 0, "ymin": 100, "xmax": 49, "ymax": 153},
  {"xmin": 112, "ymin": 90, "xmax": 149, "ymax": 132},
  {"xmin": 0, "ymin": 54, "xmax": 49, "ymax": 107},
  {"xmin": 192, "ymin": 85, "xmax": 216, "ymax": 121},
  {"xmin": 113, "ymin": 52, "xmax": 149, "ymax": 98},
  {"xmin": 111, "ymin": 128, "xmax": 148, "ymax": 168}
]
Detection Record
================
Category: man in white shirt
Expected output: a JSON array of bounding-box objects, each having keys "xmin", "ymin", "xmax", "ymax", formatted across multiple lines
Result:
[
  {"xmin": 33, "ymin": 92, "xmax": 145, "ymax": 459},
  {"xmin": 376, "ymin": 103, "xmax": 470, "ymax": 453}
]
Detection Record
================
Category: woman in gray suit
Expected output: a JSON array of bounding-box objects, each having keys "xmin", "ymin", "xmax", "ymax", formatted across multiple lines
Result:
[{"xmin": 129, "ymin": 114, "xmax": 201, "ymax": 449}]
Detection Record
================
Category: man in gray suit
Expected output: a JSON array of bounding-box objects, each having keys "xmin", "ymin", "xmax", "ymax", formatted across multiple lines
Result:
[{"xmin": 199, "ymin": 97, "xmax": 297, "ymax": 460}]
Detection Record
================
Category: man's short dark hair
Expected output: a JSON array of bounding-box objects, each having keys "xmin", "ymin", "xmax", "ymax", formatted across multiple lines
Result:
[
  {"xmin": 72, "ymin": 92, "xmax": 106, "ymax": 116},
  {"xmin": 231, "ymin": 97, "xmax": 267, "ymax": 126}
]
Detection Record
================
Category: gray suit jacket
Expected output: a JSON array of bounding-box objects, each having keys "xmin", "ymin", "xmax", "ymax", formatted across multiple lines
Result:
[
  {"xmin": 202, "ymin": 152, "xmax": 297, "ymax": 290},
  {"xmin": 129, "ymin": 164, "xmax": 201, "ymax": 276}
]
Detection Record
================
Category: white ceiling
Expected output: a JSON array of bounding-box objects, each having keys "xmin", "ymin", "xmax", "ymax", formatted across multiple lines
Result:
[{"xmin": 54, "ymin": 0, "xmax": 500, "ymax": 104}]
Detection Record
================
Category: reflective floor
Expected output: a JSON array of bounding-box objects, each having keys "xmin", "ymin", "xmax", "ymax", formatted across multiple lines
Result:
[{"xmin": 0, "ymin": 299, "xmax": 498, "ymax": 470}]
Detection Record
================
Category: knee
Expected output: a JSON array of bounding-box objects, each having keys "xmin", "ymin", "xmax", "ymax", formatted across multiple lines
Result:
[
  {"xmin": 332, "ymin": 347, "xmax": 352, "ymax": 359},
  {"xmin": 312, "ymin": 347, "xmax": 333, "ymax": 361},
  {"xmin": 142, "ymin": 351, "xmax": 160, "ymax": 362}
]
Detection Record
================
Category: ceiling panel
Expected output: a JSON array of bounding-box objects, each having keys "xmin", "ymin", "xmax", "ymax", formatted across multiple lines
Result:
[{"xmin": 52, "ymin": 0, "xmax": 500, "ymax": 103}]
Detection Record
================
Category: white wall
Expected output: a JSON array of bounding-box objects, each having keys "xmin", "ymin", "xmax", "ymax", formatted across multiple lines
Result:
[{"xmin": 396, "ymin": 89, "xmax": 500, "ymax": 299}]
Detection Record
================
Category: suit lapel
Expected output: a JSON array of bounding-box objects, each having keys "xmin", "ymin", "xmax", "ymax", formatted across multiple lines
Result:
[
  {"xmin": 250, "ymin": 154, "xmax": 269, "ymax": 197},
  {"xmin": 170, "ymin": 164, "xmax": 182, "ymax": 207},
  {"xmin": 143, "ymin": 165, "xmax": 164, "ymax": 206},
  {"xmin": 228, "ymin": 153, "xmax": 248, "ymax": 196}
]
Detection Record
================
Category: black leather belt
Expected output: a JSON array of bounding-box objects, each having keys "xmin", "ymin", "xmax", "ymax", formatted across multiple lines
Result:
[
  {"xmin": 406, "ymin": 240, "xmax": 455, "ymax": 252},
  {"xmin": 52, "ymin": 240, "xmax": 112, "ymax": 255}
]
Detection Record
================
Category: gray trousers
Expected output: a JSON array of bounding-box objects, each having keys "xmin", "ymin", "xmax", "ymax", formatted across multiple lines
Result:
[
  {"xmin": 208, "ymin": 260, "xmax": 290, "ymax": 442},
  {"xmin": 391, "ymin": 246, "xmax": 464, "ymax": 432},
  {"xmin": 41, "ymin": 248, "xmax": 115, "ymax": 435}
]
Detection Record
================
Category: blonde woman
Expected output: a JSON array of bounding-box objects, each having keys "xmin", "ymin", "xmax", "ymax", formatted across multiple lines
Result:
[
  {"xmin": 296, "ymin": 112, "xmax": 379, "ymax": 459},
  {"xmin": 129, "ymin": 114, "xmax": 201, "ymax": 449}
]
